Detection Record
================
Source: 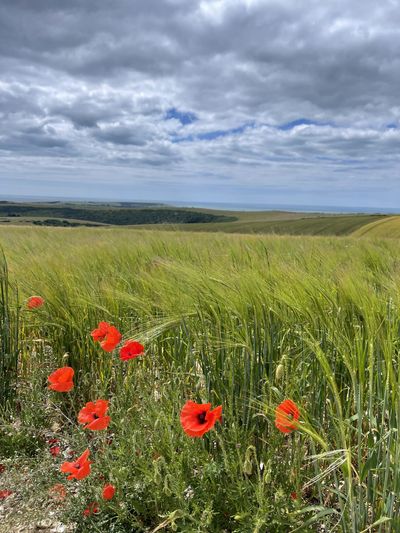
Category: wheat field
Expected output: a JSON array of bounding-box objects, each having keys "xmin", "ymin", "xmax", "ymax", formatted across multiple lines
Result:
[{"xmin": 1, "ymin": 226, "xmax": 400, "ymax": 532}]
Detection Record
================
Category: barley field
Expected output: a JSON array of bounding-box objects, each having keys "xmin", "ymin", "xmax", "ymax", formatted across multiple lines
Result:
[{"xmin": 1, "ymin": 227, "xmax": 400, "ymax": 532}]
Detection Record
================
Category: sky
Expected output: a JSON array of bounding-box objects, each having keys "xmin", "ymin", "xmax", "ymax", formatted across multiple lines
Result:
[{"xmin": 0, "ymin": 0, "xmax": 400, "ymax": 208}]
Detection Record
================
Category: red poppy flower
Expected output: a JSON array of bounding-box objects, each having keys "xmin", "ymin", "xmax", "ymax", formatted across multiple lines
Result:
[
  {"xmin": 290, "ymin": 491, "xmax": 298, "ymax": 501},
  {"xmin": 0, "ymin": 490, "xmax": 13, "ymax": 499},
  {"xmin": 50, "ymin": 445, "xmax": 61, "ymax": 456},
  {"xmin": 0, "ymin": 464, "xmax": 5, "ymax": 474},
  {"xmin": 47, "ymin": 438, "xmax": 61, "ymax": 456},
  {"xmin": 90, "ymin": 321, "xmax": 109, "ymax": 342},
  {"xmin": 78, "ymin": 400, "xmax": 110, "ymax": 431},
  {"xmin": 49, "ymin": 483, "xmax": 66, "ymax": 502},
  {"xmin": 61, "ymin": 448, "xmax": 92, "ymax": 480},
  {"xmin": 102, "ymin": 484, "xmax": 115, "ymax": 500},
  {"xmin": 48, "ymin": 367, "xmax": 74, "ymax": 392},
  {"xmin": 180, "ymin": 400, "xmax": 222, "ymax": 438},
  {"xmin": 275, "ymin": 399, "xmax": 300, "ymax": 434},
  {"xmin": 91, "ymin": 322, "xmax": 121, "ymax": 352},
  {"xmin": 119, "ymin": 340, "xmax": 144, "ymax": 361},
  {"xmin": 83, "ymin": 501, "xmax": 100, "ymax": 516},
  {"xmin": 27, "ymin": 296, "xmax": 45, "ymax": 309}
]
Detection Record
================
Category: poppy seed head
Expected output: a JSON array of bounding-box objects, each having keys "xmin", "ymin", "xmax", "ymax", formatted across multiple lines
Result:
[{"xmin": 197, "ymin": 411, "xmax": 207, "ymax": 424}]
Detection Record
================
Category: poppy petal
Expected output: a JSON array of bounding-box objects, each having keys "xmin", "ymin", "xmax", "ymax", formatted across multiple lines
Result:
[
  {"xmin": 102, "ymin": 484, "xmax": 116, "ymax": 500},
  {"xmin": 86, "ymin": 416, "xmax": 110, "ymax": 431},
  {"xmin": 27, "ymin": 296, "xmax": 45, "ymax": 309},
  {"xmin": 275, "ymin": 399, "xmax": 300, "ymax": 433}
]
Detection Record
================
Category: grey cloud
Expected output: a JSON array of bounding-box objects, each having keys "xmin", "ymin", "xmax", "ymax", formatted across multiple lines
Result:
[
  {"xmin": 0, "ymin": 0, "xmax": 400, "ymax": 206},
  {"xmin": 93, "ymin": 125, "xmax": 150, "ymax": 146}
]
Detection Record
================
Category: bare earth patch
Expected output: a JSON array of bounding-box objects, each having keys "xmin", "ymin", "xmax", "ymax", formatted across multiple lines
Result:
[{"xmin": 0, "ymin": 458, "xmax": 75, "ymax": 533}]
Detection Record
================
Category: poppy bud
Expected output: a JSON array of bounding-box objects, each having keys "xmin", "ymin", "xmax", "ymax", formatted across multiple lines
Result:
[
  {"xmin": 243, "ymin": 458, "xmax": 252, "ymax": 475},
  {"xmin": 262, "ymin": 460, "xmax": 272, "ymax": 483},
  {"xmin": 275, "ymin": 363, "xmax": 284, "ymax": 381},
  {"xmin": 243, "ymin": 445, "xmax": 255, "ymax": 475}
]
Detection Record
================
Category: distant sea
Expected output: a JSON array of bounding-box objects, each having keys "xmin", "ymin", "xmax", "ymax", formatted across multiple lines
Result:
[
  {"xmin": 167, "ymin": 200, "xmax": 399, "ymax": 215},
  {"xmin": 0, "ymin": 195, "xmax": 398, "ymax": 214}
]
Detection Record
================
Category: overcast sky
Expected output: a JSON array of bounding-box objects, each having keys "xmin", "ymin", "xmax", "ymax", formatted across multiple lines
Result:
[{"xmin": 0, "ymin": 0, "xmax": 399, "ymax": 208}]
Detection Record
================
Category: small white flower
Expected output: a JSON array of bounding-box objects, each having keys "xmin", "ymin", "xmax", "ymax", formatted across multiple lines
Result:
[{"xmin": 183, "ymin": 485, "xmax": 194, "ymax": 500}]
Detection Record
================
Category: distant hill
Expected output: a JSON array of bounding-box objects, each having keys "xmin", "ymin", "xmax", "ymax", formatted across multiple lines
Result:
[{"xmin": 0, "ymin": 202, "xmax": 236, "ymax": 226}]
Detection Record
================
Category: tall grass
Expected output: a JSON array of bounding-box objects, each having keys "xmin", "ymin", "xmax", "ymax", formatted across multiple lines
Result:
[
  {"xmin": 0, "ymin": 252, "xmax": 20, "ymax": 409},
  {"xmin": 1, "ymin": 227, "xmax": 400, "ymax": 531}
]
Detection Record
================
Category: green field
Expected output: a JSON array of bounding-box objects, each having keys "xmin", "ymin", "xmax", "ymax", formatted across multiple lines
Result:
[
  {"xmin": 352, "ymin": 216, "xmax": 400, "ymax": 238},
  {"xmin": 0, "ymin": 201, "xmax": 396, "ymax": 237},
  {"xmin": 1, "ymin": 227, "xmax": 400, "ymax": 532},
  {"xmin": 140, "ymin": 211, "xmax": 389, "ymax": 236}
]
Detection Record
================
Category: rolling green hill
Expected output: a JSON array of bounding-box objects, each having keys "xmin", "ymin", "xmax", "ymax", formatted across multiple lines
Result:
[
  {"xmin": 0, "ymin": 201, "xmax": 395, "ymax": 237},
  {"xmin": 351, "ymin": 216, "xmax": 400, "ymax": 238},
  {"xmin": 140, "ymin": 212, "xmax": 386, "ymax": 236}
]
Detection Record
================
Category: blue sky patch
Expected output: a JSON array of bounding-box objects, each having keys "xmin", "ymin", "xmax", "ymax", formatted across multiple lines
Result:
[
  {"xmin": 171, "ymin": 122, "xmax": 254, "ymax": 143},
  {"xmin": 165, "ymin": 107, "xmax": 198, "ymax": 125}
]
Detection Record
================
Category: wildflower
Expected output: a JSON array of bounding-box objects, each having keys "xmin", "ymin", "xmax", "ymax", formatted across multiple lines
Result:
[
  {"xmin": 102, "ymin": 484, "xmax": 115, "ymax": 500},
  {"xmin": 290, "ymin": 491, "xmax": 298, "ymax": 501},
  {"xmin": 61, "ymin": 448, "xmax": 92, "ymax": 480},
  {"xmin": 47, "ymin": 438, "xmax": 61, "ymax": 457},
  {"xmin": 180, "ymin": 400, "xmax": 222, "ymax": 438},
  {"xmin": 27, "ymin": 296, "xmax": 45, "ymax": 309},
  {"xmin": 78, "ymin": 400, "xmax": 110, "ymax": 431},
  {"xmin": 50, "ymin": 445, "xmax": 61, "ymax": 456},
  {"xmin": 183, "ymin": 485, "xmax": 194, "ymax": 500},
  {"xmin": 275, "ymin": 399, "xmax": 300, "ymax": 434},
  {"xmin": 0, "ymin": 490, "xmax": 13, "ymax": 499},
  {"xmin": 48, "ymin": 367, "xmax": 74, "ymax": 392},
  {"xmin": 91, "ymin": 321, "xmax": 121, "ymax": 352},
  {"xmin": 90, "ymin": 321, "xmax": 109, "ymax": 342},
  {"xmin": 83, "ymin": 501, "xmax": 100, "ymax": 516},
  {"xmin": 119, "ymin": 340, "xmax": 144, "ymax": 361},
  {"xmin": 0, "ymin": 464, "xmax": 5, "ymax": 474},
  {"xmin": 49, "ymin": 483, "xmax": 66, "ymax": 502}
]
